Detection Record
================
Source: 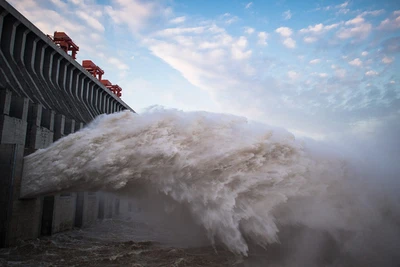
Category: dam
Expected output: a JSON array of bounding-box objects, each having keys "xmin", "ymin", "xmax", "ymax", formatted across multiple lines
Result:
[
  {"xmin": 0, "ymin": 0, "xmax": 134, "ymax": 247},
  {"xmin": 1, "ymin": 1, "xmax": 400, "ymax": 266}
]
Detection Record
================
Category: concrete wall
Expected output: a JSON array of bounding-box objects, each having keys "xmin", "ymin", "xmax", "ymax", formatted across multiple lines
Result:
[
  {"xmin": 0, "ymin": 0, "xmax": 135, "ymax": 247},
  {"xmin": 119, "ymin": 197, "xmax": 134, "ymax": 215},
  {"xmin": 0, "ymin": 90, "xmax": 125, "ymax": 247},
  {"xmin": 75, "ymin": 192, "xmax": 99, "ymax": 228},
  {"xmin": 52, "ymin": 193, "xmax": 76, "ymax": 234},
  {"xmin": 82, "ymin": 192, "xmax": 99, "ymax": 226},
  {"xmin": 0, "ymin": 144, "xmax": 17, "ymax": 247},
  {"xmin": 96, "ymin": 193, "xmax": 121, "ymax": 220},
  {"xmin": 0, "ymin": 89, "xmax": 42, "ymax": 246}
]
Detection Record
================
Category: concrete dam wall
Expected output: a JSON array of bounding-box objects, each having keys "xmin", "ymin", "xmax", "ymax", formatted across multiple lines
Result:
[{"xmin": 0, "ymin": 0, "xmax": 134, "ymax": 247}]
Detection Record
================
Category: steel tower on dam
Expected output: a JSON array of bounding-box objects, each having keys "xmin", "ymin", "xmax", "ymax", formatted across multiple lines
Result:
[{"xmin": 0, "ymin": 0, "xmax": 135, "ymax": 247}]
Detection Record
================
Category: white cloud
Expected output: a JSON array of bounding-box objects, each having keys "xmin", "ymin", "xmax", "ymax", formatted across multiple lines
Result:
[
  {"xmin": 378, "ymin": 19, "xmax": 390, "ymax": 28},
  {"xmin": 170, "ymin": 16, "xmax": 186, "ymax": 24},
  {"xmin": 221, "ymin": 13, "xmax": 239, "ymax": 25},
  {"xmin": 317, "ymin": 1, "xmax": 349, "ymax": 14},
  {"xmin": 283, "ymin": 37, "xmax": 296, "ymax": 49},
  {"xmin": 105, "ymin": 0, "xmax": 162, "ymax": 33},
  {"xmin": 275, "ymin": 27, "xmax": 293, "ymax": 37},
  {"xmin": 198, "ymin": 41, "xmax": 219, "ymax": 49},
  {"xmin": 156, "ymin": 27, "xmax": 205, "ymax": 37},
  {"xmin": 309, "ymin": 59, "xmax": 321, "ymax": 64},
  {"xmin": 50, "ymin": 0, "xmax": 68, "ymax": 9},
  {"xmin": 76, "ymin": 10, "xmax": 105, "ymax": 32},
  {"xmin": 337, "ymin": 1, "xmax": 349, "ymax": 8},
  {"xmin": 231, "ymin": 48, "xmax": 252, "ymax": 60},
  {"xmin": 299, "ymin": 23, "xmax": 340, "ymax": 34},
  {"xmin": 361, "ymin": 51, "xmax": 368, "ymax": 56},
  {"xmin": 382, "ymin": 56, "xmax": 394, "ymax": 64},
  {"xmin": 244, "ymin": 27, "xmax": 255, "ymax": 35},
  {"xmin": 227, "ymin": 19, "xmax": 238, "ymax": 25},
  {"xmin": 337, "ymin": 7, "xmax": 349, "ymax": 14},
  {"xmin": 231, "ymin": 36, "xmax": 252, "ymax": 60},
  {"xmin": 378, "ymin": 16, "xmax": 400, "ymax": 30},
  {"xmin": 313, "ymin": 72, "xmax": 328, "ymax": 78},
  {"xmin": 68, "ymin": 0, "xmax": 81, "ymax": 5},
  {"xmin": 108, "ymin": 57, "xmax": 129, "ymax": 70},
  {"xmin": 303, "ymin": 36, "xmax": 317, "ymax": 43},
  {"xmin": 288, "ymin": 70, "xmax": 300, "ymax": 80},
  {"xmin": 275, "ymin": 27, "xmax": 295, "ymax": 48},
  {"xmin": 360, "ymin": 9, "xmax": 385, "ymax": 17},
  {"xmin": 335, "ymin": 69, "xmax": 346, "ymax": 78},
  {"xmin": 257, "ymin": 32, "xmax": 268, "ymax": 46},
  {"xmin": 144, "ymin": 22, "xmax": 260, "ymax": 109},
  {"xmin": 283, "ymin": 10, "xmax": 292, "ymax": 20},
  {"xmin": 337, "ymin": 23, "xmax": 372, "ymax": 39},
  {"xmin": 236, "ymin": 36, "xmax": 247, "ymax": 48},
  {"xmin": 148, "ymin": 42, "xmax": 223, "ymax": 90},
  {"xmin": 345, "ymin": 9, "xmax": 384, "ymax": 28},
  {"xmin": 345, "ymin": 16, "xmax": 365, "ymax": 25},
  {"xmin": 245, "ymin": 2, "xmax": 253, "ymax": 9},
  {"xmin": 365, "ymin": 70, "xmax": 378, "ymax": 76},
  {"xmin": 349, "ymin": 58, "xmax": 362, "ymax": 67},
  {"xmin": 394, "ymin": 10, "xmax": 400, "ymax": 16},
  {"xmin": 390, "ymin": 80, "xmax": 396, "ymax": 84}
]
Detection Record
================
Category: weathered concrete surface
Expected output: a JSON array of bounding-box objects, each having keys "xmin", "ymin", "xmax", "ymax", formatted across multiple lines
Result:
[
  {"xmin": 0, "ymin": 0, "xmax": 134, "ymax": 247},
  {"xmin": 0, "ymin": 90, "xmax": 41, "ymax": 247},
  {"xmin": 82, "ymin": 192, "xmax": 99, "ymax": 227},
  {"xmin": 0, "ymin": 144, "xmax": 16, "ymax": 248},
  {"xmin": 25, "ymin": 103, "xmax": 54, "ymax": 152},
  {"xmin": 52, "ymin": 193, "xmax": 76, "ymax": 234}
]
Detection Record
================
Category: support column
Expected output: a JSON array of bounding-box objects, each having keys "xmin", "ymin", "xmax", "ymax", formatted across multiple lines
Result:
[
  {"xmin": 25, "ymin": 103, "xmax": 54, "ymax": 153},
  {"xmin": 54, "ymin": 113, "xmax": 65, "ymax": 141},
  {"xmin": 41, "ymin": 108, "xmax": 55, "ymax": 131},
  {"xmin": 76, "ymin": 122, "xmax": 84, "ymax": 131},
  {"xmin": 0, "ymin": 89, "xmax": 40, "ymax": 247},
  {"xmin": 64, "ymin": 117, "xmax": 75, "ymax": 135}
]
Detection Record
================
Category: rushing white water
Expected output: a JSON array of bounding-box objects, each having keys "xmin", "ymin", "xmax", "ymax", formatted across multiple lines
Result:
[{"xmin": 21, "ymin": 108, "xmax": 400, "ymax": 265}]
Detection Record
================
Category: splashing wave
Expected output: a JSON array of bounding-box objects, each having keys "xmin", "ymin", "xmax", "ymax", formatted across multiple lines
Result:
[{"xmin": 21, "ymin": 109, "xmax": 399, "ymax": 262}]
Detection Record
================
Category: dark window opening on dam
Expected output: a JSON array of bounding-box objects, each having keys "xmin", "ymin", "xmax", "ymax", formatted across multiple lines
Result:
[
  {"xmin": 0, "ymin": 144, "xmax": 16, "ymax": 248},
  {"xmin": 74, "ymin": 192, "xmax": 84, "ymax": 228},
  {"xmin": 40, "ymin": 196, "xmax": 54, "ymax": 236}
]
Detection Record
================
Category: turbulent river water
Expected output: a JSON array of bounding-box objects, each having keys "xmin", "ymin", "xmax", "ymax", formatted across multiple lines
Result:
[{"xmin": 13, "ymin": 108, "xmax": 400, "ymax": 266}]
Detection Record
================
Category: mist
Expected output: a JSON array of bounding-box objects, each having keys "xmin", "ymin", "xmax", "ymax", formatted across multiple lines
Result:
[{"xmin": 21, "ymin": 108, "xmax": 400, "ymax": 266}]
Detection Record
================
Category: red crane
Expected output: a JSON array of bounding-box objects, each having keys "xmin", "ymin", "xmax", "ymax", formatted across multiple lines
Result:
[
  {"xmin": 101, "ymin": 80, "xmax": 122, "ymax": 98},
  {"xmin": 48, "ymin": 31, "xmax": 124, "ymax": 98},
  {"xmin": 82, "ymin": 60, "xmax": 104, "ymax": 80},
  {"xmin": 111, "ymin": 84, "xmax": 122, "ymax": 98},
  {"xmin": 49, "ymin": 31, "xmax": 79, "ymax": 59},
  {"xmin": 100, "ymin": 79, "xmax": 112, "ymax": 87}
]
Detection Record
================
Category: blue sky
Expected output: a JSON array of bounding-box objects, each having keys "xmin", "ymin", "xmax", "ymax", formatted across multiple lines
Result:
[{"xmin": 9, "ymin": 0, "xmax": 400, "ymax": 140}]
